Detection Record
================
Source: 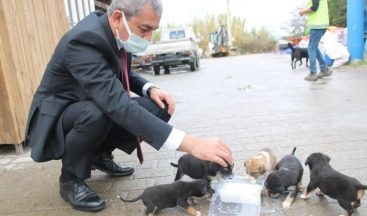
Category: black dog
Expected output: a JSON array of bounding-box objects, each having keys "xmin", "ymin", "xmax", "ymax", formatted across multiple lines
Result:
[
  {"xmin": 300, "ymin": 153, "xmax": 367, "ymax": 216},
  {"xmin": 170, "ymin": 154, "xmax": 233, "ymax": 193},
  {"xmin": 265, "ymin": 147, "xmax": 303, "ymax": 209},
  {"xmin": 118, "ymin": 180, "xmax": 209, "ymax": 216},
  {"xmin": 288, "ymin": 42, "xmax": 309, "ymax": 69}
]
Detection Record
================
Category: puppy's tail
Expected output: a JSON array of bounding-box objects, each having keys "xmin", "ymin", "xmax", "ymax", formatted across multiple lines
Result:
[
  {"xmin": 357, "ymin": 185, "xmax": 367, "ymax": 190},
  {"xmin": 291, "ymin": 147, "xmax": 297, "ymax": 155},
  {"xmin": 170, "ymin": 162, "xmax": 178, "ymax": 168},
  {"xmin": 117, "ymin": 195, "xmax": 141, "ymax": 203}
]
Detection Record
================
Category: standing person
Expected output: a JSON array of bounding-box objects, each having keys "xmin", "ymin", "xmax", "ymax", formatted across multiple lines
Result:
[
  {"xmin": 24, "ymin": 0, "xmax": 233, "ymax": 212},
  {"xmin": 364, "ymin": 0, "xmax": 367, "ymax": 45},
  {"xmin": 299, "ymin": 0, "xmax": 332, "ymax": 81}
]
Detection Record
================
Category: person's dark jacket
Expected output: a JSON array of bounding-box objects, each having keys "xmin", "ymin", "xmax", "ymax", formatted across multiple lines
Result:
[
  {"xmin": 24, "ymin": 11, "xmax": 172, "ymax": 162},
  {"xmin": 310, "ymin": 0, "xmax": 320, "ymax": 11}
]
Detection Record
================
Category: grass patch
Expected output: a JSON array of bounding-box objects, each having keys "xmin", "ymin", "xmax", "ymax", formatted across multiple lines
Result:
[{"xmin": 342, "ymin": 59, "xmax": 367, "ymax": 69}]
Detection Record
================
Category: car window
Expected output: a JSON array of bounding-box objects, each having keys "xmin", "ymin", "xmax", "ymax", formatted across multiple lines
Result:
[
  {"xmin": 177, "ymin": 30, "xmax": 185, "ymax": 39},
  {"xmin": 169, "ymin": 30, "xmax": 186, "ymax": 40}
]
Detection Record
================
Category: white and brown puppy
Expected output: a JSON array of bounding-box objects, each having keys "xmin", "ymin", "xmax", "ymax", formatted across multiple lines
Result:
[
  {"xmin": 245, "ymin": 148, "xmax": 277, "ymax": 180},
  {"xmin": 300, "ymin": 153, "xmax": 367, "ymax": 216}
]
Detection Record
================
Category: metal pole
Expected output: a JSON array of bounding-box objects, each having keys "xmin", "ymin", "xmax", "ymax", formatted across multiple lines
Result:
[
  {"xmin": 226, "ymin": 0, "xmax": 232, "ymax": 47},
  {"xmin": 347, "ymin": 0, "xmax": 364, "ymax": 62}
]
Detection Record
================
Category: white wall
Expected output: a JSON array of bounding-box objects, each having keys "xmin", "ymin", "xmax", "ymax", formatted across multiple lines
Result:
[{"xmin": 64, "ymin": 0, "xmax": 95, "ymax": 29}]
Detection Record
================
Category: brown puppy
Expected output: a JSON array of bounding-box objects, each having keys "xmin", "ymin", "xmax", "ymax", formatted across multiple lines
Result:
[
  {"xmin": 118, "ymin": 180, "xmax": 209, "ymax": 216},
  {"xmin": 245, "ymin": 148, "xmax": 277, "ymax": 180},
  {"xmin": 300, "ymin": 153, "xmax": 367, "ymax": 216}
]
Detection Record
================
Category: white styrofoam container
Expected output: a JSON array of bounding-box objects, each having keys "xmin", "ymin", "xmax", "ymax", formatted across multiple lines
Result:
[
  {"xmin": 208, "ymin": 176, "xmax": 264, "ymax": 216},
  {"xmin": 219, "ymin": 182, "xmax": 262, "ymax": 204}
]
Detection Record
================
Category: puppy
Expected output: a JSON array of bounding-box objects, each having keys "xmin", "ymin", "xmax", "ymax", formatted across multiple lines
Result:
[
  {"xmin": 288, "ymin": 42, "xmax": 309, "ymax": 69},
  {"xmin": 265, "ymin": 147, "xmax": 303, "ymax": 209},
  {"xmin": 300, "ymin": 153, "xmax": 367, "ymax": 216},
  {"xmin": 245, "ymin": 148, "xmax": 277, "ymax": 180},
  {"xmin": 170, "ymin": 154, "xmax": 233, "ymax": 193},
  {"xmin": 118, "ymin": 180, "xmax": 209, "ymax": 216}
]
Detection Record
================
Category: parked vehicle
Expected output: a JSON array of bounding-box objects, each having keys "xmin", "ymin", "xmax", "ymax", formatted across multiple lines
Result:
[
  {"xmin": 209, "ymin": 25, "xmax": 229, "ymax": 57},
  {"xmin": 132, "ymin": 55, "xmax": 152, "ymax": 71},
  {"xmin": 137, "ymin": 28, "xmax": 200, "ymax": 75}
]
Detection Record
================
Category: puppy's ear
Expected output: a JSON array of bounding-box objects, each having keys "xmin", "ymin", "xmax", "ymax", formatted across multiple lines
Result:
[
  {"xmin": 305, "ymin": 158, "xmax": 309, "ymax": 166},
  {"xmin": 226, "ymin": 160, "xmax": 233, "ymax": 171},
  {"xmin": 208, "ymin": 162, "xmax": 218, "ymax": 176},
  {"xmin": 281, "ymin": 185, "xmax": 287, "ymax": 191},
  {"xmin": 245, "ymin": 159, "xmax": 251, "ymax": 168},
  {"xmin": 323, "ymin": 155, "xmax": 331, "ymax": 163},
  {"xmin": 259, "ymin": 164, "xmax": 266, "ymax": 174}
]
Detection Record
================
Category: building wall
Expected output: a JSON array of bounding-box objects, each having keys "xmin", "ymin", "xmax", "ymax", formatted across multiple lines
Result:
[{"xmin": 0, "ymin": 0, "xmax": 68, "ymax": 144}]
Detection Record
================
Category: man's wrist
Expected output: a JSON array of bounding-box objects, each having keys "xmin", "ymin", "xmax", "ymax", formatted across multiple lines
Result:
[
  {"xmin": 178, "ymin": 134, "xmax": 194, "ymax": 153},
  {"xmin": 147, "ymin": 85, "xmax": 160, "ymax": 97},
  {"xmin": 161, "ymin": 128, "xmax": 185, "ymax": 151},
  {"xmin": 142, "ymin": 83, "xmax": 158, "ymax": 97}
]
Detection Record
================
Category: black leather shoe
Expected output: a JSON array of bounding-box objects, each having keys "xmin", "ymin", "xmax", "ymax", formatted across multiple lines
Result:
[
  {"xmin": 59, "ymin": 179, "xmax": 105, "ymax": 212},
  {"xmin": 91, "ymin": 152, "xmax": 134, "ymax": 177}
]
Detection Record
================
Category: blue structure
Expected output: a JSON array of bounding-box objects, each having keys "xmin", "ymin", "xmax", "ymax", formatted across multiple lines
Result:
[{"xmin": 347, "ymin": 0, "xmax": 365, "ymax": 61}]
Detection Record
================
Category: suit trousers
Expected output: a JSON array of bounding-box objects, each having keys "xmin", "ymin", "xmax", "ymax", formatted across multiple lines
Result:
[{"xmin": 60, "ymin": 97, "xmax": 171, "ymax": 179}]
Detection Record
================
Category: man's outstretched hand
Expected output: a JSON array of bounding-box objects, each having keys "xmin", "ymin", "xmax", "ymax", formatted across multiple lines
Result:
[{"xmin": 178, "ymin": 134, "xmax": 234, "ymax": 167}]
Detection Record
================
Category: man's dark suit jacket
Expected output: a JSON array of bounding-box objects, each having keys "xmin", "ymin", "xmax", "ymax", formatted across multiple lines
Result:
[{"xmin": 24, "ymin": 11, "xmax": 172, "ymax": 162}]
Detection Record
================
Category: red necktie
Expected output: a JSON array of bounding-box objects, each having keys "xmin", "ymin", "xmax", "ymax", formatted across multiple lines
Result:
[{"xmin": 120, "ymin": 49, "xmax": 144, "ymax": 164}]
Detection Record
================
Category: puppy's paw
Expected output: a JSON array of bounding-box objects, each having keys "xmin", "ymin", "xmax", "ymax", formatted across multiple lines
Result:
[
  {"xmin": 261, "ymin": 187, "xmax": 268, "ymax": 196},
  {"xmin": 187, "ymin": 207, "xmax": 200, "ymax": 216},
  {"xmin": 188, "ymin": 197, "xmax": 199, "ymax": 205},
  {"xmin": 245, "ymin": 175, "xmax": 256, "ymax": 182},
  {"xmin": 300, "ymin": 194, "xmax": 309, "ymax": 200},
  {"xmin": 282, "ymin": 200, "xmax": 292, "ymax": 210},
  {"xmin": 204, "ymin": 192, "xmax": 213, "ymax": 199},
  {"xmin": 316, "ymin": 189, "xmax": 324, "ymax": 196}
]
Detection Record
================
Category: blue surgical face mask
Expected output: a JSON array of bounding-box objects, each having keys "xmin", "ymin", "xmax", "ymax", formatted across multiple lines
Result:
[{"xmin": 115, "ymin": 13, "xmax": 151, "ymax": 53}]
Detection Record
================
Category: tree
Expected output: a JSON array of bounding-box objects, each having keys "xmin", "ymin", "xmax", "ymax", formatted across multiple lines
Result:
[
  {"xmin": 161, "ymin": 14, "xmax": 275, "ymax": 55},
  {"xmin": 191, "ymin": 15, "xmax": 217, "ymax": 56},
  {"xmin": 285, "ymin": 0, "xmax": 346, "ymax": 37},
  {"xmin": 328, "ymin": 0, "xmax": 347, "ymax": 27},
  {"xmin": 285, "ymin": 8, "xmax": 307, "ymax": 37},
  {"xmin": 230, "ymin": 16, "xmax": 248, "ymax": 53},
  {"xmin": 152, "ymin": 30, "xmax": 161, "ymax": 42}
]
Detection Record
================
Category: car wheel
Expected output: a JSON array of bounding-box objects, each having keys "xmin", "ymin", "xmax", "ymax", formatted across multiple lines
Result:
[
  {"xmin": 163, "ymin": 65, "xmax": 170, "ymax": 74},
  {"xmin": 153, "ymin": 65, "xmax": 160, "ymax": 75},
  {"xmin": 190, "ymin": 62, "xmax": 196, "ymax": 71}
]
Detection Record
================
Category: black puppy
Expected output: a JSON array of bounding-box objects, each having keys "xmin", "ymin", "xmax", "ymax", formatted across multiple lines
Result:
[
  {"xmin": 118, "ymin": 180, "xmax": 209, "ymax": 216},
  {"xmin": 300, "ymin": 153, "xmax": 367, "ymax": 216},
  {"xmin": 288, "ymin": 42, "xmax": 309, "ymax": 69},
  {"xmin": 170, "ymin": 154, "xmax": 233, "ymax": 193},
  {"xmin": 265, "ymin": 147, "xmax": 303, "ymax": 209}
]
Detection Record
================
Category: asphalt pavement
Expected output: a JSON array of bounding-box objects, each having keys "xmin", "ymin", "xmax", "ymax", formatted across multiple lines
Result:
[{"xmin": 1, "ymin": 53, "xmax": 367, "ymax": 216}]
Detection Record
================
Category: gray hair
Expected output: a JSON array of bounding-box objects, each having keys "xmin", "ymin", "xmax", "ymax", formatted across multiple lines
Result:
[{"xmin": 107, "ymin": 0, "xmax": 163, "ymax": 19}]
